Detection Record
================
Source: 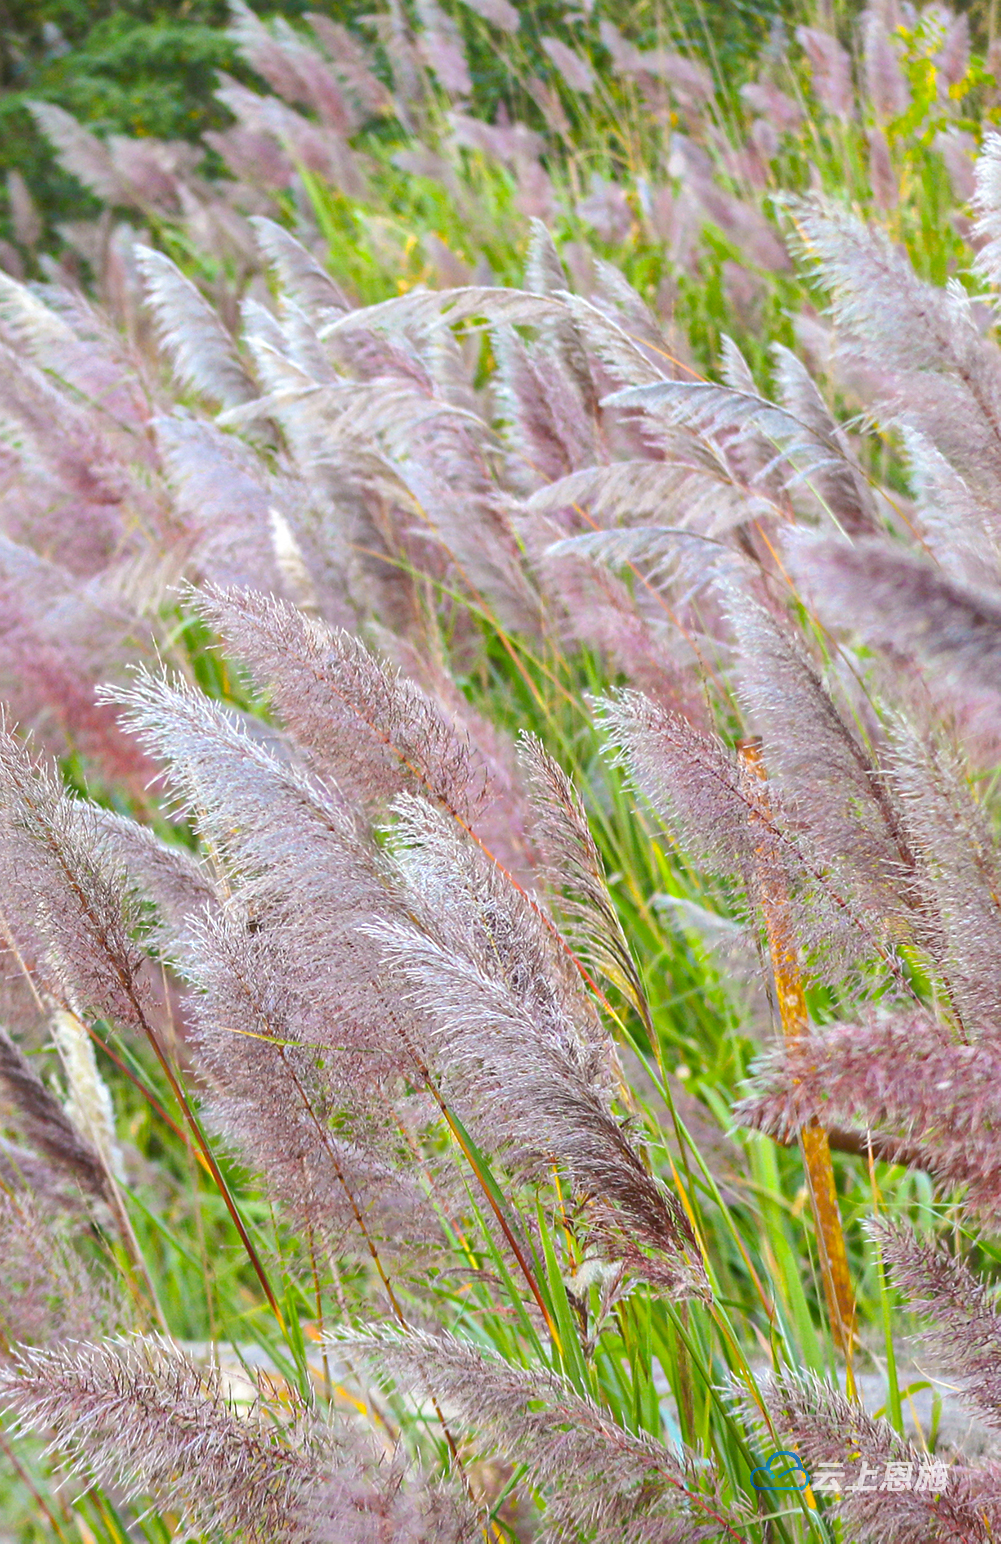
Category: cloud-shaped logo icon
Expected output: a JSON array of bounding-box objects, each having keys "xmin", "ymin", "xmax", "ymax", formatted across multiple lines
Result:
[{"xmin": 749, "ymin": 1452, "xmax": 812, "ymax": 1491}]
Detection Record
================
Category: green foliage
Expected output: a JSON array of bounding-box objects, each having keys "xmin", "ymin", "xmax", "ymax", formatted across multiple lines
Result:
[
  {"xmin": 0, "ymin": 0, "xmax": 790, "ymax": 250},
  {"xmin": 0, "ymin": 2, "xmax": 306, "ymax": 237}
]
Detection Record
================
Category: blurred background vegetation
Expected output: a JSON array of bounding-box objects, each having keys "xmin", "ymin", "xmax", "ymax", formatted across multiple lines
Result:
[{"xmin": 0, "ymin": 0, "xmax": 794, "ymax": 241}]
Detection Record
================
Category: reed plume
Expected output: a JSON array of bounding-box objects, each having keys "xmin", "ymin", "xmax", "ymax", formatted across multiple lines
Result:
[{"xmin": 0, "ymin": 5, "xmax": 1000, "ymax": 1541}]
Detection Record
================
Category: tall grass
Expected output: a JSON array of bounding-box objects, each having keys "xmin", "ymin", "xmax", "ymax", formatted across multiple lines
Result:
[{"xmin": 0, "ymin": 2, "xmax": 1000, "ymax": 1541}]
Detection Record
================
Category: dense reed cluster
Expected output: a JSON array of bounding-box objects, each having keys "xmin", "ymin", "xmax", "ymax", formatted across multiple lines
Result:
[{"xmin": 3, "ymin": 2, "xmax": 1001, "ymax": 1541}]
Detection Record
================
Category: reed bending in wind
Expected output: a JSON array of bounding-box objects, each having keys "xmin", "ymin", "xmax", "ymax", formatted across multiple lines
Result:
[{"xmin": 1, "ymin": 4, "xmax": 1001, "ymax": 1542}]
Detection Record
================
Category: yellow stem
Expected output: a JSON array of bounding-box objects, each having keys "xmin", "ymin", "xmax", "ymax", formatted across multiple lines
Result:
[{"xmin": 738, "ymin": 739, "xmax": 857, "ymax": 1372}]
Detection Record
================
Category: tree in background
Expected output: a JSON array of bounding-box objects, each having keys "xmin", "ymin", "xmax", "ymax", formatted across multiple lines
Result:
[{"xmin": 0, "ymin": 0, "xmax": 787, "ymax": 252}]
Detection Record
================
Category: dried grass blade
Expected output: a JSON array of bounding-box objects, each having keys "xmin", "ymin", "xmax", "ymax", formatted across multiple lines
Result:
[{"xmin": 738, "ymin": 737, "xmax": 856, "ymax": 1362}]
